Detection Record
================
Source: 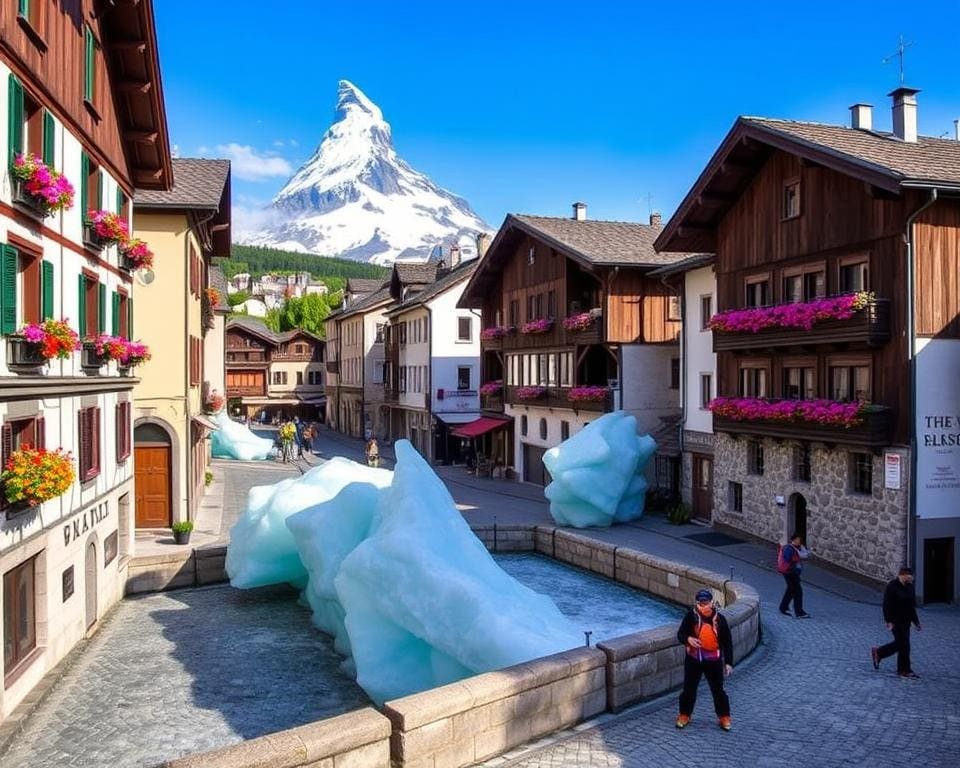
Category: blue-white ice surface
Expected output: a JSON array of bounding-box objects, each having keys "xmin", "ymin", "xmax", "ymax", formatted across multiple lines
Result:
[
  {"xmin": 226, "ymin": 440, "xmax": 581, "ymax": 704},
  {"xmin": 210, "ymin": 412, "xmax": 275, "ymax": 461},
  {"xmin": 543, "ymin": 411, "xmax": 656, "ymax": 528}
]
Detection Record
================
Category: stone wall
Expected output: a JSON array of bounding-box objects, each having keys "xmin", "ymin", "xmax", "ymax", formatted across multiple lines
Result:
[
  {"xmin": 154, "ymin": 707, "xmax": 391, "ymax": 768},
  {"xmin": 712, "ymin": 433, "xmax": 909, "ymax": 581},
  {"xmin": 126, "ymin": 544, "xmax": 227, "ymax": 595}
]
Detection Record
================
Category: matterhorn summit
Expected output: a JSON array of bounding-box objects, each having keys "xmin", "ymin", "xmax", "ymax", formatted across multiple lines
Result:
[{"xmin": 238, "ymin": 80, "xmax": 490, "ymax": 264}]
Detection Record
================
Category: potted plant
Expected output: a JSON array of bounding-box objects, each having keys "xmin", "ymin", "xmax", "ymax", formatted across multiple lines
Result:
[
  {"xmin": 204, "ymin": 470, "xmax": 214, "ymax": 487},
  {"xmin": 520, "ymin": 318, "xmax": 554, "ymax": 335},
  {"xmin": 10, "ymin": 319, "xmax": 81, "ymax": 367},
  {"xmin": 479, "ymin": 380, "xmax": 503, "ymax": 396},
  {"xmin": 667, "ymin": 502, "xmax": 692, "ymax": 525},
  {"xmin": 171, "ymin": 520, "xmax": 194, "ymax": 545},
  {"xmin": 562, "ymin": 311, "xmax": 599, "ymax": 331},
  {"xmin": 11, "ymin": 153, "xmax": 75, "ymax": 218},
  {"xmin": 203, "ymin": 391, "xmax": 225, "ymax": 414},
  {"xmin": 119, "ymin": 238, "xmax": 154, "ymax": 271},
  {"xmin": 1, "ymin": 445, "xmax": 75, "ymax": 509},
  {"xmin": 119, "ymin": 341, "xmax": 151, "ymax": 371},
  {"xmin": 568, "ymin": 385, "xmax": 609, "ymax": 403},
  {"xmin": 85, "ymin": 209, "xmax": 129, "ymax": 250}
]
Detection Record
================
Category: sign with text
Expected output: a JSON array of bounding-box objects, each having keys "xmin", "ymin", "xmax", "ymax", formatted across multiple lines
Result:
[
  {"xmin": 884, "ymin": 453, "xmax": 901, "ymax": 490},
  {"xmin": 916, "ymin": 339, "xmax": 960, "ymax": 518}
]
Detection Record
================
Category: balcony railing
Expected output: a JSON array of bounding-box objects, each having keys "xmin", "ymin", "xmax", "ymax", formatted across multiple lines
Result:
[
  {"xmin": 480, "ymin": 393, "xmax": 504, "ymax": 412},
  {"xmin": 504, "ymin": 385, "xmax": 612, "ymax": 412},
  {"xmin": 712, "ymin": 297, "xmax": 891, "ymax": 352},
  {"xmin": 713, "ymin": 403, "xmax": 892, "ymax": 448}
]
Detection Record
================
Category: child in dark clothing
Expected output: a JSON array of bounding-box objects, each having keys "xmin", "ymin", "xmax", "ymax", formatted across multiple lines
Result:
[{"xmin": 676, "ymin": 589, "xmax": 735, "ymax": 731}]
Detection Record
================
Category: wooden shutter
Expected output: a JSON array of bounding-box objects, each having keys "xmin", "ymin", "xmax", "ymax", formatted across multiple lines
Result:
[
  {"xmin": 34, "ymin": 415, "xmax": 44, "ymax": 450},
  {"xmin": 8, "ymin": 74, "xmax": 23, "ymax": 164},
  {"xmin": 97, "ymin": 283, "xmax": 106, "ymax": 334},
  {"xmin": 1, "ymin": 244, "xmax": 18, "ymax": 335},
  {"xmin": 1, "ymin": 423, "xmax": 12, "ymax": 469},
  {"xmin": 111, "ymin": 291, "xmax": 120, "ymax": 335},
  {"xmin": 127, "ymin": 296, "xmax": 133, "ymax": 338},
  {"xmin": 80, "ymin": 152, "xmax": 89, "ymax": 215},
  {"xmin": 84, "ymin": 25, "xmax": 95, "ymax": 103},
  {"xmin": 77, "ymin": 274, "xmax": 86, "ymax": 337},
  {"xmin": 115, "ymin": 187, "xmax": 122, "ymax": 215},
  {"xmin": 41, "ymin": 260, "xmax": 53, "ymax": 320},
  {"xmin": 115, "ymin": 403, "xmax": 122, "ymax": 459},
  {"xmin": 18, "ymin": 1, "xmax": 28, "ymax": 18},
  {"xmin": 94, "ymin": 407, "xmax": 100, "ymax": 474},
  {"xmin": 42, "ymin": 110, "xmax": 54, "ymax": 167},
  {"xmin": 96, "ymin": 170, "xmax": 103, "ymax": 210},
  {"xmin": 78, "ymin": 410, "xmax": 87, "ymax": 478}
]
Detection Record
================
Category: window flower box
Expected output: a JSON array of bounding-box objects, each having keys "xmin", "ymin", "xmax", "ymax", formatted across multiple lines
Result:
[
  {"xmin": 568, "ymin": 385, "xmax": 609, "ymax": 403},
  {"xmin": 480, "ymin": 325, "xmax": 514, "ymax": 341},
  {"xmin": 86, "ymin": 209, "xmax": 129, "ymax": 246},
  {"xmin": 2, "ymin": 446, "xmax": 75, "ymax": 508},
  {"xmin": 562, "ymin": 311, "xmax": 600, "ymax": 331},
  {"xmin": 516, "ymin": 386, "xmax": 547, "ymax": 400},
  {"xmin": 80, "ymin": 341, "xmax": 106, "ymax": 371},
  {"xmin": 520, "ymin": 318, "xmax": 554, "ymax": 335},
  {"xmin": 11, "ymin": 153, "xmax": 75, "ymax": 218},
  {"xmin": 6, "ymin": 336, "xmax": 48, "ymax": 369},
  {"xmin": 479, "ymin": 380, "xmax": 503, "ymax": 396},
  {"xmin": 15, "ymin": 319, "xmax": 80, "ymax": 362},
  {"xmin": 119, "ymin": 238, "xmax": 153, "ymax": 270}
]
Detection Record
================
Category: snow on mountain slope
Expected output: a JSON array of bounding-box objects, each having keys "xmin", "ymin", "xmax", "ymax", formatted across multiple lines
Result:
[{"xmin": 238, "ymin": 80, "xmax": 490, "ymax": 264}]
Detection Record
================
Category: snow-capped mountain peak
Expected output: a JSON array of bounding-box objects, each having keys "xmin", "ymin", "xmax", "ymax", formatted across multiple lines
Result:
[{"xmin": 239, "ymin": 81, "xmax": 490, "ymax": 264}]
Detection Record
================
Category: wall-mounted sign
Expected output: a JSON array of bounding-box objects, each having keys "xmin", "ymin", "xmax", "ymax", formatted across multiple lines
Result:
[
  {"xmin": 884, "ymin": 453, "xmax": 902, "ymax": 490},
  {"xmin": 63, "ymin": 501, "xmax": 110, "ymax": 547},
  {"xmin": 916, "ymin": 339, "xmax": 960, "ymax": 518}
]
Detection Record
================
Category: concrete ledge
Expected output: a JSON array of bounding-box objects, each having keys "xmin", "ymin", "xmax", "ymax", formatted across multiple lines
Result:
[
  {"xmin": 125, "ymin": 545, "xmax": 229, "ymax": 595},
  {"xmin": 153, "ymin": 707, "xmax": 391, "ymax": 768}
]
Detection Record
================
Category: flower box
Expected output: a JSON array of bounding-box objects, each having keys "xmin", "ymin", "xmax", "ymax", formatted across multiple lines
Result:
[
  {"xmin": 568, "ymin": 385, "xmax": 609, "ymax": 403},
  {"xmin": 10, "ymin": 154, "xmax": 75, "ymax": 218},
  {"xmin": 119, "ymin": 239, "xmax": 153, "ymax": 270},
  {"xmin": 479, "ymin": 380, "xmax": 503, "ymax": 396},
  {"xmin": 480, "ymin": 325, "xmax": 514, "ymax": 342},
  {"xmin": 11, "ymin": 177, "xmax": 49, "ymax": 219},
  {"xmin": 520, "ymin": 319, "xmax": 554, "ymax": 335},
  {"xmin": 86, "ymin": 210, "xmax": 129, "ymax": 246},
  {"xmin": 2, "ymin": 446, "xmax": 75, "ymax": 508},
  {"xmin": 516, "ymin": 386, "xmax": 547, "ymax": 400},
  {"xmin": 562, "ymin": 311, "xmax": 600, "ymax": 332},
  {"xmin": 6, "ymin": 337, "xmax": 47, "ymax": 369},
  {"xmin": 80, "ymin": 342, "xmax": 106, "ymax": 371},
  {"xmin": 15, "ymin": 320, "xmax": 80, "ymax": 362}
]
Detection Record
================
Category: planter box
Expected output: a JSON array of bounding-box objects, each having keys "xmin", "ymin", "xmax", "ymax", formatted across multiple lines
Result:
[
  {"xmin": 6, "ymin": 337, "xmax": 48, "ymax": 369},
  {"xmin": 505, "ymin": 386, "xmax": 612, "ymax": 413},
  {"xmin": 82, "ymin": 225, "xmax": 107, "ymax": 253},
  {"xmin": 713, "ymin": 406, "xmax": 893, "ymax": 449},
  {"xmin": 11, "ymin": 178, "xmax": 48, "ymax": 219},
  {"xmin": 81, "ymin": 343, "xmax": 106, "ymax": 371},
  {"xmin": 119, "ymin": 254, "xmax": 136, "ymax": 271},
  {"xmin": 713, "ymin": 298, "xmax": 891, "ymax": 352}
]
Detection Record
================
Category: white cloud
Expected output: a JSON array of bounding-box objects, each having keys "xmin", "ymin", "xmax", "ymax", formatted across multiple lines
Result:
[
  {"xmin": 231, "ymin": 194, "xmax": 279, "ymax": 238},
  {"xmin": 216, "ymin": 143, "xmax": 293, "ymax": 181}
]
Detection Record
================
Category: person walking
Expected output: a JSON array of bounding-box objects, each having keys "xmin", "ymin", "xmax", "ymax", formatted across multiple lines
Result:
[
  {"xmin": 778, "ymin": 533, "xmax": 812, "ymax": 618},
  {"xmin": 365, "ymin": 436, "xmax": 380, "ymax": 468},
  {"xmin": 872, "ymin": 567, "xmax": 922, "ymax": 678},
  {"xmin": 676, "ymin": 589, "xmax": 734, "ymax": 731}
]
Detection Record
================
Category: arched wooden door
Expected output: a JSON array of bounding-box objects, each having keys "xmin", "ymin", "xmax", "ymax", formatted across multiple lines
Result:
[{"xmin": 135, "ymin": 423, "xmax": 172, "ymax": 528}]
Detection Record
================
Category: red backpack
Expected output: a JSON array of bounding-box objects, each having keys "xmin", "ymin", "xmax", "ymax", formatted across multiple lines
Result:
[{"xmin": 776, "ymin": 544, "xmax": 793, "ymax": 574}]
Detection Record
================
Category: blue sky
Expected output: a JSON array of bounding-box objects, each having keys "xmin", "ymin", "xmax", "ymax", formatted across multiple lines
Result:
[{"xmin": 155, "ymin": 1, "xmax": 960, "ymax": 233}]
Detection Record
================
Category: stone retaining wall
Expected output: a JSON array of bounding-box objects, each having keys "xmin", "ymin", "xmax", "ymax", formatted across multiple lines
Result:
[
  {"xmin": 153, "ymin": 707, "xmax": 391, "ymax": 768},
  {"xmin": 126, "ymin": 544, "xmax": 227, "ymax": 595},
  {"xmin": 382, "ymin": 647, "xmax": 606, "ymax": 768}
]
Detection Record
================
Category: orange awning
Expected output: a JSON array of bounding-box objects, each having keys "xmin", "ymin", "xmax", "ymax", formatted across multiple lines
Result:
[{"xmin": 450, "ymin": 417, "xmax": 512, "ymax": 439}]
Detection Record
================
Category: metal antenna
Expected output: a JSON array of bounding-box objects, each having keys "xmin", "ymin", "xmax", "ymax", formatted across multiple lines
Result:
[
  {"xmin": 642, "ymin": 192, "xmax": 655, "ymax": 217},
  {"xmin": 882, "ymin": 35, "xmax": 914, "ymax": 85}
]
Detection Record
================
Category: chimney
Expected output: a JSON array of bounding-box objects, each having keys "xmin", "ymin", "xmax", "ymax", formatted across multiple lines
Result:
[
  {"xmin": 572, "ymin": 202, "xmax": 587, "ymax": 221},
  {"xmin": 954, "ymin": 119, "xmax": 959, "ymax": 141},
  {"xmin": 889, "ymin": 87, "xmax": 920, "ymax": 142},
  {"xmin": 449, "ymin": 244, "xmax": 461, "ymax": 269},
  {"xmin": 649, "ymin": 212, "xmax": 662, "ymax": 227},
  {"xmin": 849, "ymin": 103, "xmax": 873, "ymax": 131},
  {"xmin": 476, "ymin": 232, "xmax": 491, "ymax": 258}
]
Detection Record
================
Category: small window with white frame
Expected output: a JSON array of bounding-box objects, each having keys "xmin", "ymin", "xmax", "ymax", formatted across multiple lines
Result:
[
  {"xmin": 783, "ymin": 178, "xmax": 801, "ymax": 220},
  {"xmin": 457, "ymin": 316, "xmax": 471, "ymax": 342},
  {"xmin": 700, "ymin": 295, "xmax": 712, "ymax": 330},
  {"xmin": 700, "ymin": 373, "xmax": 712, "ymax": 409}
]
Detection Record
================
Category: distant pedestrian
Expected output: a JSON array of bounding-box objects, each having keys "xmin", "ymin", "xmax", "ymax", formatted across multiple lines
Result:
[
  {"xmin": 872, "ymin": 567, "xmax": 922, "ymax": 678},
  {"xmin": 778, "ymin": 533, "xmax": 812, "ymax": 618},
  {"xmin": 676, "ymin": 589, "xmax": 734, "ymax": 732},
  {"xmin": 365, "ymin": 437, "xmax": 380, "ymax": 468}
]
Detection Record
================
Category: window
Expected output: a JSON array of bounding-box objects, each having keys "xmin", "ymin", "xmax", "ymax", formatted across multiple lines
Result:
[
  {"xmin": 700, "ymin": 295, "xmax": 712, "ymax": 330},
  {"xmin": 539, "ymin": 418, "xmax": 547, "ymax": 440},
  {"xmin": 794, "ymin": 444, "xmax": 812, "ymax": 483},
  {"xmin": 2, "ymin": 416, "xmax": 45, "ymax": 507},
  {"xmin": 667, "ymin": 295, "xmax": 681, "ymax": 321},
  {"xmin": 296, "ymin": 371, "xmax": 304, "ymax": 386},
  {"xmin": 783, "ymin": 366, "xmax": 815, "ymax": 400},
  {"xmin": 561, "ymin": 421, "xmax": 570, "ymax": 441},
  {"xmin": 783, "ymin": 179, "xmax": 801, "ymax": 219},
  {"xmin": 840, "ymin": 260, "xmax": 869, "ymax": 293},
  {"xmin": 520, "ymin": 415, "xmax": 528, "ymax": 436},
  {"xmin": 375, "ymin": 324, "xmax": 384, "ymax": 344},
  {"xmin": 559, "ymin": 352, "xmax": 573, "ymax": 387},
  {"xmin": 399, "ymin": 322, "xmax": 406, "ymax": 345},
  {"xmin": 457, "ymin": 366, "xmax": 470, "ymax": 390},
  {"xmin": 18, "ymin": 0, "xmax": 47, "ymax": 40},
  {"xmin": 547, "ymin": 290, "xmax": 556, "ymax": 319},
  {"xmin": 700, "ymin": 374, "xmax": 712, "ymax": 409},
  {"xmin": 729, "ymin": 481, "xmax": 743, "ymax": 513},
  {"xmin": 830, "ymin": 364, "xmax": 870, "ymax": 401},
  {"xmin": 457, "ymin": 317, "xmax": 471, "ymax": 342},
  {"xmin": 669, "ymin": 357, "xmax": 680, "ymax": 389},
  {"xmin": 783, "ymin": 268, "xmax": 825, "ymax": 303},
  {"xmin": 849, "ymin": 452, "xmax": 873, "ymax": 495},
  {"xmin": 526, "ymin": 295, "xmax": 535, "ymax": 321},
  {"xmin": 62, "ymin": 566, "xmax": 74, "ymax": 603},
  {"xmin": 83, "ymin": 24, "xmax": 98, "ymax": 106},
  {"xmin": 113, "ymin": 290, "xmax": 129, "ymax": 338},
  {"xmin": 399, "ymin": 366, "xmax": 407, "ymax": 393},
  {"xmin": 104, "ymin": 530, "xmax": 118, "ymax": 567},
  {"xmin": 78, "ymin": 406, "xmax": 100, "ymax": 481},
  {"xmin": 115, "ymin": 401, "xmax": 131, "ymax": 462},
  {"xmin": 739, "ymin": 366, "xmax": 768, "ymax": 397},
  {"xmin": 509, "ymin": 299, "xmax": 519, "ymax": 327},
  {"xmin": 745, "ymin": 277, "xmax": 770, "ymax": 308},
  {"xmin": 3, "ymin": 556, "xmax": 37, "ymax": 674},
  {"xmin": 747, "ymin": 440, "xmax": 764, "ymax": 476},
  {"xmin": 80, "ymin": 153, "xmax": 102, "ymax": 227}
]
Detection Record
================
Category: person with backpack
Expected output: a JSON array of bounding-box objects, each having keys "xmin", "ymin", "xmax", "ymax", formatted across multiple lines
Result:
[
  {"xmin": 871, "ymin": 566, "xmax": 922, "ymax": 678},
  {"xmin": 778, "ymin": 532, "xmax": 811, "ymax": 618},
  {"xmin": 675, "ymin": 589, "xmax": 734, "ymax": 732}
]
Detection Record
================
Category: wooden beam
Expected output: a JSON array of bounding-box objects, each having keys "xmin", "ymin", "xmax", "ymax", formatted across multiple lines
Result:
[
  {"xmin": 696, "ymin": 192, "xmax": 735, "ymax": 207},
  {"xmin": 133, "ymin": 168, "xmax": 163, "ymax": 184},
  {"xmin": 109, "ymin": 40, "xmax": 147, "ymax": 53},
  {"xmin": 117, "ymin": 80, "xmax": 152, "ymax": 95},
  {"xmin": 127, "ymin": 130, "xmax": 158, "ymax": 144}
]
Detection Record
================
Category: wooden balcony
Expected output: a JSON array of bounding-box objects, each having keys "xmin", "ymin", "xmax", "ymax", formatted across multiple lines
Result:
[
  {"xmin": 504, "ymin": 386, "xmax": 612, "ymax": 413},
  {"xmin": 713, "ymin": 406, "xmax": 893, "ymax": 449},
  {"xmin": 227, "ymin": 385, "xmax": 267, "ymax": 397},
  {"xmin": 713, "ymin": 298, "xmax": 891, "ymax": 352},
  {"xmin": 480, "ymin": 393, "xmax": 504, "ymax": 412}
]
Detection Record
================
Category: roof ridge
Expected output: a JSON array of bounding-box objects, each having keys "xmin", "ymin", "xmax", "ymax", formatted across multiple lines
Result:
[{"xmin": 515, "ymin": 213, "xmax": 659, "ymax": 228}]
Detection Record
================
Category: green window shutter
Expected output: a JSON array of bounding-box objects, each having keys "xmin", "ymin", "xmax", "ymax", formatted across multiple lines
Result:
[
  {"xmin": 98, "ymin": 283, "xmax": 106, "ymax": 334},
  {"xmin": 8, "ymin": 74, "xmax": 24, "ymax": 166},
  {"xmin": 18, "ymin": 1, "xmax": 28, "ymax": 18},
  {"xmin": 128, "ymin": 296, "xmax": 133, "ymax": 338},
  {"xmin": 115, "ymin": 187, "xmax": 123, "ymax": 215},
  {"xmin": 1, "ymin": 245, "xmax": 19, "ymax": 335},
  {"xmin": 80, "ymin": 152, "xmax": 89, "ymax": 216},
  {"xmin": 42, "ymin": 110, "xmax": 55, "ymax": 167},
  {"xmin": 96, "ymin": 170, "xmax": 103, "ymax": 210},
  {"xmin": 41, "ymin": 261, "xmax": 54, "ymax": 320},
  {"xmin": 84, "ymin": 25, "xmax": 94, "ymax": 103},
  {"xmin": 111, "ymin": 291, "xmax": 120, "ymax": 335},
  {"xmin": 77, "ymin": 274, "xmax": 86, "ymax": 337}
]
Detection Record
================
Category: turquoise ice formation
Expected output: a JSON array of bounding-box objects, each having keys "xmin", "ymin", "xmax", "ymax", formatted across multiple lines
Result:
[
  {"xmin": 210, "ymin": 412, "xmax": 275, "ymax": 461},
  {"xmin": 543, "ymin": 411, "xmax": 657, "ymax": 528}
]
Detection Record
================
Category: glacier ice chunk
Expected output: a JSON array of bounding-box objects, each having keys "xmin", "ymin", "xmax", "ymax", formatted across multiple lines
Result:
[
  {"xmin": 543, "ymin": 411, "xmax": 656, "ymax": 528},
  {"xmin": 226, "ymin": 457, "xmax": 392, "ymax": 590},
  {"xmin": 332, "ymin": 441, "xmax": 581, "ymax": 704},
  {"xmin": 210, "ymin": 412, "xmax": 276, "ymax": 461}
]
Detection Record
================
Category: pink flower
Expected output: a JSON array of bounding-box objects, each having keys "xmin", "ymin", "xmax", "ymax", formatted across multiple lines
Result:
[
  {"xmin": 120, "ymin": 239, "xmax": 154, "ymax": 269},
  {"xmin": 562, "ymin": 312, "xmax": 598, "ymax": 331},
  {"xmin": 516, "ymin": 386, "xmax": 546, "ymax": 399},
  {"xmin": 480, "ymin": 380, "xmax": 503, "ymax": 396},
  {"xmin": 481, "ymin": 326, "xmax": 513, "ymax": 341},
  {"xmin": 520, "ymin": 318, "xmax": 554, "ymax": 334},
  {"xmin": 708, "ymin": 397, "xmax": 868, "ymax": 427},
  {"xmin": 710, "ymin": 293, "xmax": 873, "ymax": 334},
  {"xmin": 12, "ymin": 154, "xmax": 75, "ymax": 214},
  {"xmin": 568, "ymin": 386, "xmax": 609, "ymax": 402}
]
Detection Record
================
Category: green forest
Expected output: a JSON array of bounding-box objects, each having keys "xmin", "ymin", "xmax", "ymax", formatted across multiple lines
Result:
[{"xmin": 226, "ymin": 244, "xmax": 389, "ymax": 284}]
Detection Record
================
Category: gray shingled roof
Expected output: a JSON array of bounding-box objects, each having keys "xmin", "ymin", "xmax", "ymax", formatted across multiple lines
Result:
[
  {"xmin": 386, "ymin": 260, "xmax": 478, "ymax": 316},
  {"xmin": 135, "ymin": 158, "xmax": 230, "ymax": 209},
  {"xmin": 226, "ymin": 316, "xmax": 322, "ymax": 344},
  {"xmin": 337, "ymin": 286, "xmax": 394, "ymax": 319},
  {"xmin": 744, "ymin": 117, "xmax": 960, "ymax": 185},
  {"xmin": 648, "ymin": 253, "xmax": 715, "ymax": 278},
  {"xmin": 346, "ymin": 278, "xmax": 385, "ymax": 294},
  {"xmin": 394, "ymin": 261, "xmax": 439, "ymax": 285},
  {"xmin": 513, "ymin": 215, "xmax": 688, "ymax": 267},
  {"xmin": 208, "ymin": 265, "xmax": 230, "ymax": 311}
]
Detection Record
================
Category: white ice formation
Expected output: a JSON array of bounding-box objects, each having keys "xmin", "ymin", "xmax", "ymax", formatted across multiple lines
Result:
[
  {"xmin": 226, "ymin": 441, "xmax": 580, "ymax": 704},
  {"xmin": 543, "ymin": 411, "xmax": 657, "ymax": 528},
  {"xmin": 210, "ymin": 412, "xmax": 275, "ymax": 461}
]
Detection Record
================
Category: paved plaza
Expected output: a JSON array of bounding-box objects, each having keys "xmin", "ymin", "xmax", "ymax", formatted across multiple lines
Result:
[{"xmin": 2, "ymin": 429, "xmax": 958, "ymax": 768}]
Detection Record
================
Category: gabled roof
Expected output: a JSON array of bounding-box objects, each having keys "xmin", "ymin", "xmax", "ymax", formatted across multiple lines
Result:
[
  {"xmin": 336, "ymin": 286, "xmax": 394, "ymax": 320},
  {"xmin": 394, "ymin": 262, "xmax": 440, "ymax": 285},
  {"xmin": 655, "ymin": 115, "xmax": 960, "ymax": 253},
  {"xmin": 648, "ymin": 253, "xmax": 715, "ymax": 279},
  {"xmin": 460, "ymin": 213, "xmax": 691, "ymax": 307},
  {"xmin": 136, "ymin": 158, "xmax": 231, "ymax": 209},
  {"xmin": 346, "ymin": 278, "xmax": 386, "ymax": 295},
  {"xmin": 386, "ymin": 260, "xmax": 478, "ymax": 316},
  {"xmin": 226, "ymin": 316, "xmax": 323, "ymax": 345}
]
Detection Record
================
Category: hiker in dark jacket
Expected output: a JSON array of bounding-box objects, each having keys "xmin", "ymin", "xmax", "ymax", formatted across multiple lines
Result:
[
  {"xmin": 778, "ymin": 532, "xmax": 812, "ymax": 618},
  {"xmin": 675, "ymin": 589, "xmax": 734, "ymax": 732},
  {"xmin": 872, "ymin": 567, "xmax": 922, "ymax": 678}
]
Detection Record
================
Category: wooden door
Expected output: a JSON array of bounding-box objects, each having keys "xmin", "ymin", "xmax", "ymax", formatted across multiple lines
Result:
[
  {"xmin": 135, "ymin": 445, "xmax": 171, "ymax": 527},
  {"xmin": 523, "ymin": 444, "xmax": 548, "ymax": 486},
  {"xmin": 85, "ymin": 541, "xmax": 97, "ymax": 630},
  {"xmin": 692, "ymin": 454, "xmax": 713, "ymax": 521},
  {"xmin": 923, "ymin": 538, "xmax": 954, "ymax": 604}
]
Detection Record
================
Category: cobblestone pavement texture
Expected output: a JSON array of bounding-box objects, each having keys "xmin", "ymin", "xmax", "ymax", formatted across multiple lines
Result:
[{"xmin": 4, "ymin": 429, "xmax": 959, "ymax": 768}]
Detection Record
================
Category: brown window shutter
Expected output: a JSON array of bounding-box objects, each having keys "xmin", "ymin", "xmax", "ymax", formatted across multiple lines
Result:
[
  {"xmin": 35, "ymin": 415, "xmax": 45, "ymax": 451},
  {"xmin": 94, "ymin": 407, "xmax": 101, "ymax": 474},
  {"xmin": 78, "ymin": 409, "xmax": 87, "ymax": 478},
  {"xmin": 115, "ymin": 403, "xmax": 122, "ymax": 459},
  {"xmin": 1, "ymin": 423, "xmax": 12, "ymax": 468}
]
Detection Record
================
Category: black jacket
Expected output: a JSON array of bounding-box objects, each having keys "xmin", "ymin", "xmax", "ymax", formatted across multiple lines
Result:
[
  {"xmin": 677, "ymin": 608, "xmax": 734, "ymax": 665},
  {"xmin": 882, "ymin": 578, "xmax": 919, "ymax": 626}
]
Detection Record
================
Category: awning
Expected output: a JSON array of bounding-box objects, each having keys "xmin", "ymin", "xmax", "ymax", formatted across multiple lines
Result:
[
  {"xmin": 435, "ymin": 412, "xmax": 480, "ymax": 425},
  {"xmin": 451, "ymin": 416, "xmax": 512, "ymax": 439},
  {"xmin": 299, "ymin": 396, "xmax": 327, "ymax": 404},
  {"xmin": 192, "ymin": 414, "xmax": 219, "ymax": 432}
]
